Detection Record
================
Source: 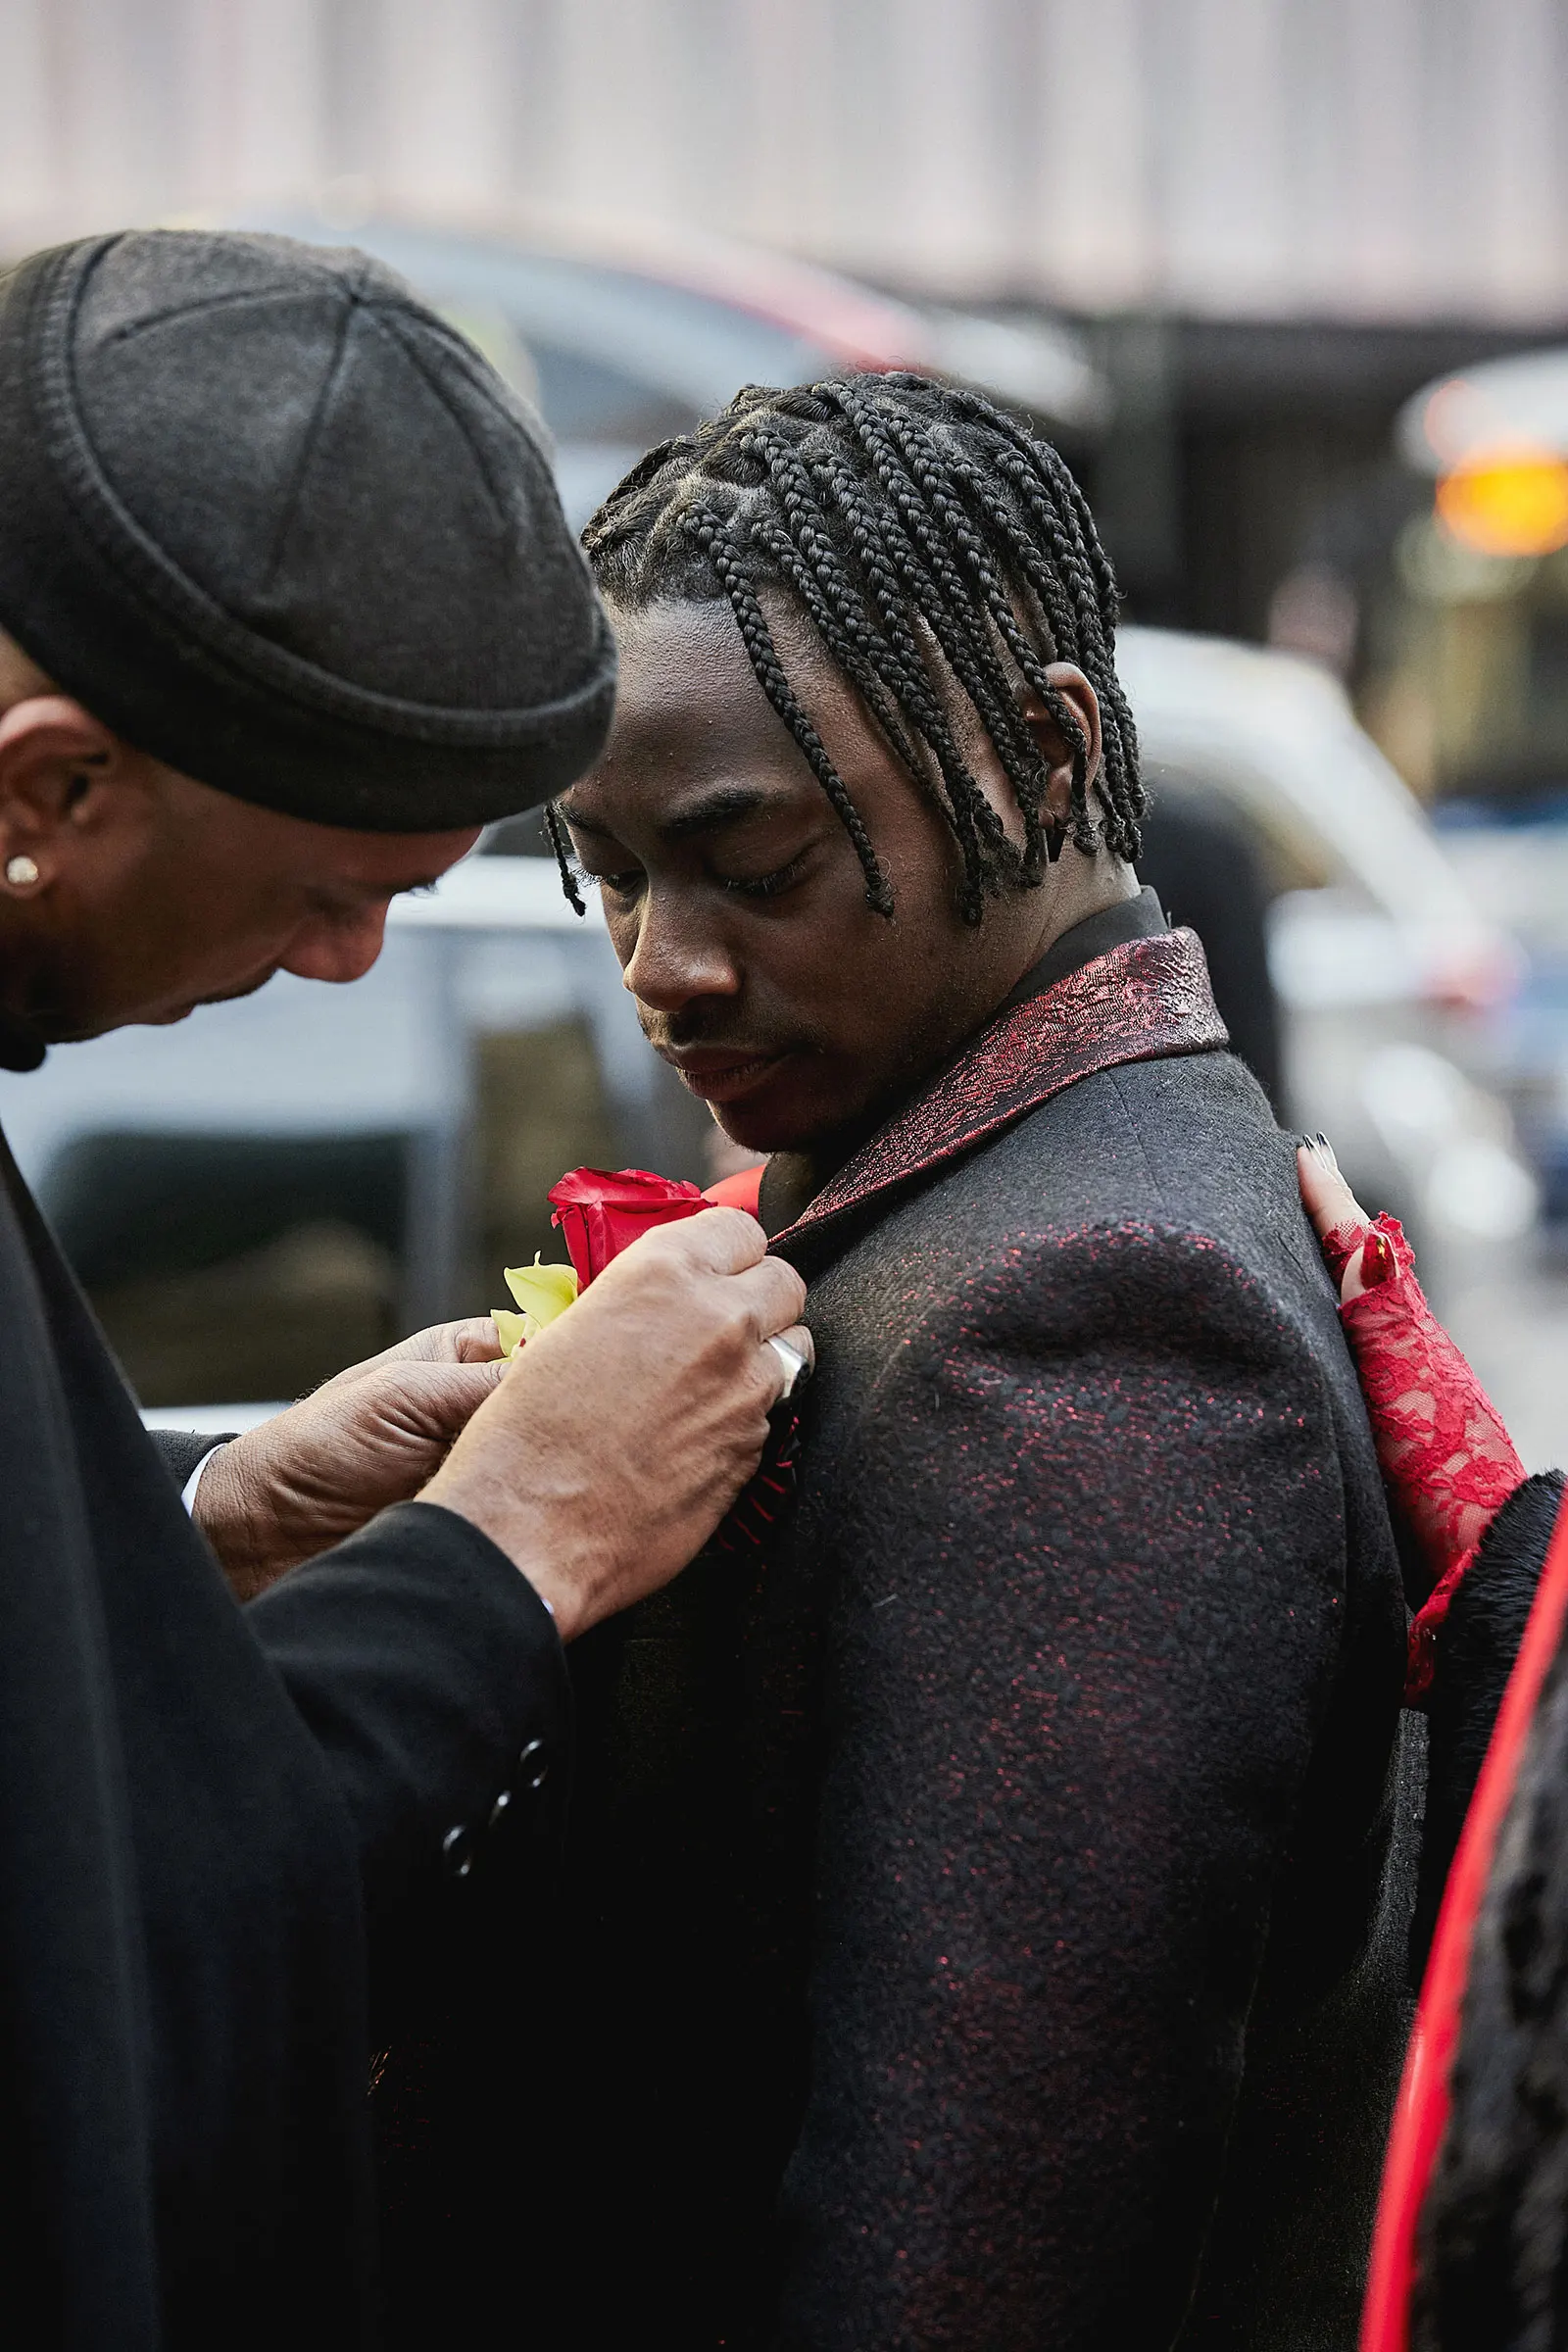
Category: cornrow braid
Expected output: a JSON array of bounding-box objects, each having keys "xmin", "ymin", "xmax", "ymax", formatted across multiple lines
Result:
[
  {"xmin": 542, "ymin": 803, "xmax": 584, "ymax": 914},
  {"xmin": 690, "ymin": 503, "xmax": 893, "ymax": 916},
  {"xmin": 571, "ymin": 372, "xmax": 1145, "ymax": 924}
]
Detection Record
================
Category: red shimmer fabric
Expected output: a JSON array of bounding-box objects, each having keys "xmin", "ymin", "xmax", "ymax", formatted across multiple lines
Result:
[
  {"xmin": 1360, "ymin": 1487, "xmax": 1568, "ymax": 2352},
  {"xmin": 546, "ymin": 1166, "xmax": 708, "ymax": 1286},
  {"xmin": 1331, "ymin": 1215, "xmax": 1524, "ymax": 1702}
]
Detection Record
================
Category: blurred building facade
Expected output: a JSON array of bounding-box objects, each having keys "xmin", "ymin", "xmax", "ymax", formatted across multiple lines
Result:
[
  {"xmin": 9, "ymin": 0, "xmax": 1568, "ymax": 657},
  {"xmin": 4, "ymin": 0, "xmax": 1568, "ymax": 325}
]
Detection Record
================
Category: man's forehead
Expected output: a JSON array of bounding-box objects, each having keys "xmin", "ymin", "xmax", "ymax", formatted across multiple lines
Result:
[
  {"xmin": 591, "ymin": 597, "xmax": 872, "ymax": 817},
  {"xmin": 608, "ymin": 597, "xmax": 770, "ymax": 730},
  {"xmin": 236, "ymin": 800, "xmax": 481, "ymax": 893}
]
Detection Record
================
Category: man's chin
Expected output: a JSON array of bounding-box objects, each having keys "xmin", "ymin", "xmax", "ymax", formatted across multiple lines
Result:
[
  {"xmin": 712, "ymin": 1086, "xmax": 853, "ymax": 1159},
  {"xmin": 38, "ymin": 968, "xmax": 277, "ymax": 1041},
  {"xmin": 715, "ymin": 1069, "xmax": 907, "ymax": 1164}
]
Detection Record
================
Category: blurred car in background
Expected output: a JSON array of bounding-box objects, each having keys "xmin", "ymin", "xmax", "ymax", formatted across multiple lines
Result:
[{"xmin": 1351, "ymin": 347, "xmax": 1568, "ymax": 1241}]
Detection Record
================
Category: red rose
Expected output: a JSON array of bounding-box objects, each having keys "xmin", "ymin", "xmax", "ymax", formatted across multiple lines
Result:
[{"xmin": 547, "ymin": 1166, "xmax": 710, "ymax": 1287}]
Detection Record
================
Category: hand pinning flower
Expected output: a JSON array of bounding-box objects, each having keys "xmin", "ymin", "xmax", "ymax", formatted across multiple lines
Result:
[
  {"xmin": 491, "ymin": 1254, "xmax": 580, "ymax": 1357},
  {"xmin": 492, "ymin": 1164, "xmax": 797, "ymax": 1557},
  {"xmin": 492, "ymin": 1167, "xmax": 757, "ymax": 1355}
]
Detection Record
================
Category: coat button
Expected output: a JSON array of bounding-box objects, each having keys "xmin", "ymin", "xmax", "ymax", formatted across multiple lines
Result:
[
  {"xmin": 442, "ymin": 1824, "xmax": 474, "ymax": 1879},
  {"xmin": 488, "ymin": 1789, "xmax": 512, "ymax": 1830},
  {"xmin": 519, "ymin": 1736, "xmax": 549, "ymax": 1792}
]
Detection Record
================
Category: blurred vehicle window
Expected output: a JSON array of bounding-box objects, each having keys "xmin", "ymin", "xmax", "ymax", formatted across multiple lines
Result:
[
  {"xmin": 1120, "ymin": 626, "xmax": 1528, "ymax": 1297},
  {"xmin": 527, "ymin": 338, "xmax": 695, "ymax": 447}
]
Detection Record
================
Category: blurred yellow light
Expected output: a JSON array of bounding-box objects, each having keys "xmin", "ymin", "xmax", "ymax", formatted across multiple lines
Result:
[{"xmin": 1436, "ymin": 442, "xmax": 1568, "ymax": 558}]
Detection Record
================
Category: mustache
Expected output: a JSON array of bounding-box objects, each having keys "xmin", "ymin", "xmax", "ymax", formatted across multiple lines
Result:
[{"xmin": 639, "ymin": 1006, "xmax": 772, "ymax": 1054}]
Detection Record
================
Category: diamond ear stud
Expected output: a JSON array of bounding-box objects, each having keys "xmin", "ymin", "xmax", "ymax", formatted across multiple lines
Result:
[{"xmin": 5, "ymin": 856, "xmax": 39, "ymax": 888}]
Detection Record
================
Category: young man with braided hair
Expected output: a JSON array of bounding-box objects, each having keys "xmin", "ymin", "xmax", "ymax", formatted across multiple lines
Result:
[{"xmin": 533, "ymin": 375, "xmax": 1414, "ymax": 2352}]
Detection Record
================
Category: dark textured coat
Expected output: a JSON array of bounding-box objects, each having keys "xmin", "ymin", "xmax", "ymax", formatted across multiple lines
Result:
[
  {"xmin": 1409, "ymin": 1473, "xmax": 1568, "ymax": 2352},
  {"xmin": 0, "ymin": 1126, "xmax": 568, "ymax": 2350},
  {"xmin": 527, "ymin": 920, "xmax": 1417, "ymax": 2351}
]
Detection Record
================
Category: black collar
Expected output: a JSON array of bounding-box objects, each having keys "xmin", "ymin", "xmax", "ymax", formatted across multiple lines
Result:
[{"xmin": 999, "ymin": 885, "xmax": 1167, "ymax": 1011}]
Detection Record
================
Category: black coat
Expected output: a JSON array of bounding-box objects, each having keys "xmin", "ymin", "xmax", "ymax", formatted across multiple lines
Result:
[
  {"xmin": 527, "ymin": 904, "xmax": 1417, "ymax": 2350},
  {"xmin": 0, "ymin": 1125, "xmax": 568, "ymax": 2350}
]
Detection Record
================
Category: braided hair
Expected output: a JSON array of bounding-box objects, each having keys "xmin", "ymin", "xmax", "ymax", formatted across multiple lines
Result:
[{"xmin": 562, "ymin": 373, "xmax": 1143, "ymax": 926}]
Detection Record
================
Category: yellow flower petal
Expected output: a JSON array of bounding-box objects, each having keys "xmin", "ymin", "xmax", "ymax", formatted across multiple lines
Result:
[
  {"xmin": 492, "ymin": 1307, "xmax": 529, "ymax": 1357},
  {"xmin": 502, "ymin": 1254, "xmax": 579, "ymax": 1329}
]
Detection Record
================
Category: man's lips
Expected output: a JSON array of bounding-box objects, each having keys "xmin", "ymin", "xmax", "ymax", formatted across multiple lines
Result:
[{"xmin": 655, "ymin": 1042, "xmax": 791, "ymax": 1104}]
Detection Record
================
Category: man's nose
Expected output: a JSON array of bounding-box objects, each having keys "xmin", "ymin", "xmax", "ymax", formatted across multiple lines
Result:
[
  {"xmin": 280, "ymin": 906, "xmax": 389, "ymax": 986},
  {"xmin": 621, "ymin": 895, "xmax": 740, "ymax": 1014}
]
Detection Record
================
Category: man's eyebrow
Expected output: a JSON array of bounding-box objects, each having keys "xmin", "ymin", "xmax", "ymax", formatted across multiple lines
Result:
[
  {"xmin": 555, "ymin": 799, "xmax": 611, "ymax": 837},
  {"xmin": 557, "ymin": 783, "xmax": 791, "ymax": 846},
  {"xmin": 657, "ymin": 784, "xmax": 773, "ymax": 842}
]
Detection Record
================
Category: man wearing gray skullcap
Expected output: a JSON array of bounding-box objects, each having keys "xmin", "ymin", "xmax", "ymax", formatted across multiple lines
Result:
[
  {"xmin": 0, "ymin": 226, "xmax": 616, "ymax": 839},
  {"xmin": 0, "ymin": 230, "xmax": 809, "ymax": 2351}
]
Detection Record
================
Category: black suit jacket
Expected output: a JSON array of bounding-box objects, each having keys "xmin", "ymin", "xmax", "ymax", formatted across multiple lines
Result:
[
  {"xmin": 0, "ymin": 1125, "xmax": 568, "ymax": 2350},
  {"xmin": 530, "ymin": 917, "xmax": 1415, "ymax": 2350}
]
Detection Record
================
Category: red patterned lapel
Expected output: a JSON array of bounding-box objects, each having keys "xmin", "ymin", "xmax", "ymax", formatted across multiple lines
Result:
[{"xmin": 772, "ymin": 927, "xmax": 1227, "ymax": 1253}]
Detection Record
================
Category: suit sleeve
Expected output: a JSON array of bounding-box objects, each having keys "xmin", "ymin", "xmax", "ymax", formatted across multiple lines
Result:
[
  {"xmin": 775, "ymin": 1222, "xmax": 1356, "ymax": 2350},
  {"xmin": 147, "ymin": 1426, "xmax": 233, "ymax": 1492},
  {"xmin": 244, "ymin": 1500, "xmax": 570, "ymax": 1936}
]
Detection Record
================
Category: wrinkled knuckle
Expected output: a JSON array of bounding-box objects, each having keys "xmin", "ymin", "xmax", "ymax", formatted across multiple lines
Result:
[{"xmin": 723, "ymin": 1295, "xmax": 760, "ymax": 1351}]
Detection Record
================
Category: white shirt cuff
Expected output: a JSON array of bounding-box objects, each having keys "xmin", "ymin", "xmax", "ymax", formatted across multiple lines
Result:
[{"xmin": 179, "ymin": 1443, "xmax": 227, "ymax": 1518}]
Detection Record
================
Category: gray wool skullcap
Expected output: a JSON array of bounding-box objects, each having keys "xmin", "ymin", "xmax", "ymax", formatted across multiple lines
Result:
[{"xmin": 0, "ymin": 230, "xmax": 615, "ymax": 829}]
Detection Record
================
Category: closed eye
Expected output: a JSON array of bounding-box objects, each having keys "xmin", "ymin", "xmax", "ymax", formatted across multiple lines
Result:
[
  {"xmin": 719, "ymin": 854, "xmax": 809, "ymax": 901},
  {"xmin": 574, "ymin": 858, "xmax": 643, "ymax": 900}
]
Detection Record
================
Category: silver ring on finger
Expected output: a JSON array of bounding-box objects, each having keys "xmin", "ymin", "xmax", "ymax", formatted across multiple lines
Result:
[{"xmin": 766, "ymin": 1334, "xmax": 810, "ymax": 1400}]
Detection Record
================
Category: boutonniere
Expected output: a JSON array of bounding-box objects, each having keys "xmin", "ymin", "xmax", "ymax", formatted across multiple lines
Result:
[
  {"xmin": 490, "ymin": 1166, "xmax": 711, "ymax": 1354},
  {"xmin": 549, "ymin": 1165, "xmax": 710, "ymax": 1284},
  {"xmin": 490, "ymin": 1162, "xmax": 798, "ymax": 1556}
]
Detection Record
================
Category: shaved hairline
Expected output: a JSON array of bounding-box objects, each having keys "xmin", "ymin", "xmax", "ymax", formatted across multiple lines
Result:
[{"xmin": 0, "ymin": 625, "xmax": 56, "ymax": 710}]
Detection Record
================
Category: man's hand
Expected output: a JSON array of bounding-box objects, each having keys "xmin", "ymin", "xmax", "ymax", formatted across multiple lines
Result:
[
  {"xmin": 195, "ymin": 1319, "xmax": 509, "ymax": 1600},
  {"xmin": 422, "ymin": 1206, "xmax": 811, "ymax": 1641}
]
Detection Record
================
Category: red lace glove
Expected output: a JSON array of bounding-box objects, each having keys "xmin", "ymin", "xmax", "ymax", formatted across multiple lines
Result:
[{"xmin": 1298, "ymin": 1137, "xmax": 1525, "ymax": 1703}]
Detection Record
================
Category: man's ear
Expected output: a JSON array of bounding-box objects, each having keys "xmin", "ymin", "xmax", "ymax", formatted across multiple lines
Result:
[
  {"xmin": 1020, "ymin": 662, "xmax": 1102, "ymax": 828},
  {"xmin": 0, "ymin": 696, "xmax": 125, "ymax": 892}
]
